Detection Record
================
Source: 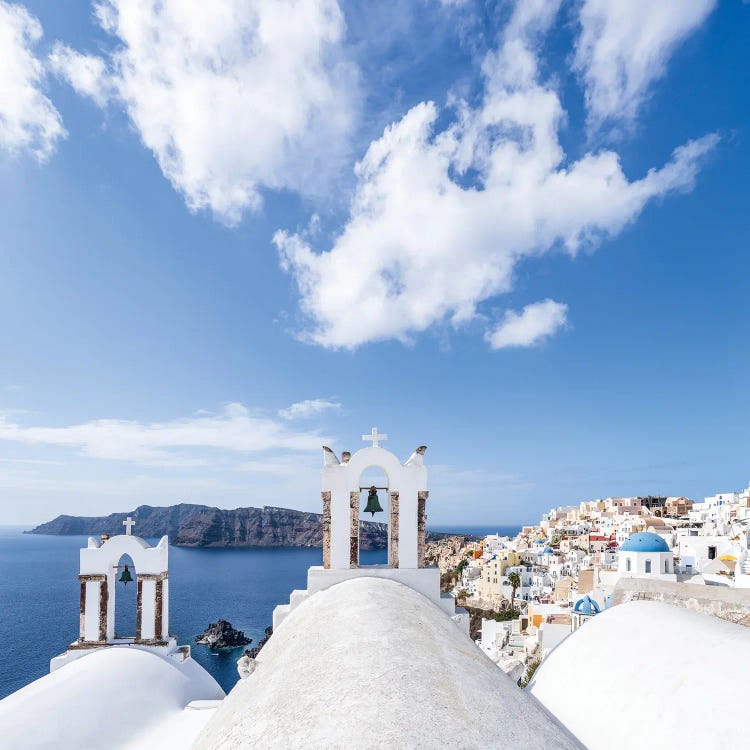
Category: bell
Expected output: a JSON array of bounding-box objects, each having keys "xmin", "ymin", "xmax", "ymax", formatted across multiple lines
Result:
[
  {"xmin": 119, "ymin": 565, "xmax": 134, "ymax": 585},
  {"xmin": 363, "ymin": 486, "xmax": 384, "ymax": 516}
]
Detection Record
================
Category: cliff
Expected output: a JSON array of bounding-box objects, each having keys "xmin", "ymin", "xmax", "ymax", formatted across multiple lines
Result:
[
  {"xmin": 27, "ymin": 503, "xmax": 456, "ymax": 549},
  {"xmin": 425, "ymin": 535, "xmax": 479, "ymax": 571}
]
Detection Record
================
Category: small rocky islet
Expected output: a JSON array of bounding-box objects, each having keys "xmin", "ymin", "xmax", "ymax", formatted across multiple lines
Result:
[{"xmin": 195, "ymin": 619, "xmax": 251, "ymax": 649}]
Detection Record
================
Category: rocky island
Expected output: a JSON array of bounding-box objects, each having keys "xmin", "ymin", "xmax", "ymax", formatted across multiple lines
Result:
[
  {"xmin": 27, "ymin": 503, "xmax": 461, "ymax": 549},
  {"xmin": 195, "ymin": 620, "xmax": 251, "ymax": 649}
]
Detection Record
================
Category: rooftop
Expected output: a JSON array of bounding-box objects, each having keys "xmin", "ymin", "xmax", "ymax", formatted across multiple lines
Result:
[
  {"xmin": 619, "ymin": 532, "xmax": 670, "ymax": 553},
  {"xmin": 195, "ymin": 578, "xmax": 582, "ymax": 749}
]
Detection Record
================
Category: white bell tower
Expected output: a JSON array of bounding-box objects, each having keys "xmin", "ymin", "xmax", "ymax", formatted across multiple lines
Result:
[
  {"xmin": 321, "ymin": 428, "xmax": 429, "ymax": 570},
  {"xmin": 272, "ymin": 429, "xmax": 468, "ymax": 633},
  {"xmin": 51, "ymin": 519, "xmax": 185, "ymax": 672}
]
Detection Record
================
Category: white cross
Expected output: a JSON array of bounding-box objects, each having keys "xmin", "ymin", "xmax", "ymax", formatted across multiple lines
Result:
[
  {"xmin": 123, "ymin": 517, "xmax": 135, "ymax": 536},
  {"xmin": 362, "ymin": 427, "xmax": 388, "ymax": 448}
]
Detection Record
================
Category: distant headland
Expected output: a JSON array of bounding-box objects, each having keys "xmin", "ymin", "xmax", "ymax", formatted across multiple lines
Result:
[{"xmin": 26, "ymin": 503, "xmax": 467, "ymax": 549}]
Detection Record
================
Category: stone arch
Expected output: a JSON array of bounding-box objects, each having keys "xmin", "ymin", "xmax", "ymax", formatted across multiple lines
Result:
[
  {"xmin": 357, "ymin": 466, "xmax": 396, "ymax": 566},
  {"xmin": 355, "ymin": 464, "xmax": 399, "ymax": 567},
  {"xmin": 346, "ymin": 449, "xmax": 404, "ymax": 492},
  {"xmin": 113, "ymin": 552, "xmax": 137, "ymax": 639}
]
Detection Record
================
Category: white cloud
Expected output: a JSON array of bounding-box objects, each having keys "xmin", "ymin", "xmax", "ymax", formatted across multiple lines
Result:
[
  {"xmin": 278, "ymin": 398, "xmax": 342, "ymax": 421},
  {"xmin": 276, "ymin": 1, "xmax": 717, "ymax": 349},
  {"xmin": 573, "ymin": 0, "xmax": 717, "ymax": 130},
  {"xmin": 0, "ymin": 402, "xmax": 327, "ymax": 465},
  {"xmin": 48, "ymin": 42, "xmax": 110, "ymax": 106},
  {"xmin": 0, "ymin": 1, "xmax": 65, "ymax": 160},
  {"xmin": 486, "ymin": 299, "xmax": 568, "ymax": 350},
  {"xmin": 52, "ymin": 0, "xmax": 358, "ymax": 224}
]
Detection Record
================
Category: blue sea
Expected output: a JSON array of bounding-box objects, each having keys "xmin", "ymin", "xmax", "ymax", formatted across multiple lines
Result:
[{"xmin": 0, "ymin": 524, "xmax": 519, "ymax": 700}]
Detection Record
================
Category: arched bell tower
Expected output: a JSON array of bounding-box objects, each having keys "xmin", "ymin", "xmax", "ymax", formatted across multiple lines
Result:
[
  {"xmin": 321, "ymin": 429, "xmax": 429, "ymax": 570},
  {"xmin": 51, "ymin": 517, "xmax": 185, "ymax": 672},
  {"xmin": 272, "ymin": 428, "xmax": 468, "ymax": 633}
]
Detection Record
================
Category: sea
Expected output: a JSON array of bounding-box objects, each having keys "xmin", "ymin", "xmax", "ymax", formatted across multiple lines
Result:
[{"xmin": 0, "ymin": 524, "xmax": 519, "ymax": 700}]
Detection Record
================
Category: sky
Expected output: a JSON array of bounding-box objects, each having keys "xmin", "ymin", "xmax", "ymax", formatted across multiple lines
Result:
[{"xmin": 0, "ymin": 0, "xmax": 748, "ymax": 526}]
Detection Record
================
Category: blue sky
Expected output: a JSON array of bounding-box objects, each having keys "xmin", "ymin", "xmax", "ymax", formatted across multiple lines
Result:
[{"xmin": 0, "ymin": 0, "xmax": 748, "ymax": 525}]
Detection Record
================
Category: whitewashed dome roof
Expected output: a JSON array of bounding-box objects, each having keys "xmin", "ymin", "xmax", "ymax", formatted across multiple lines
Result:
[
  {"xmin": 0, "ymin": 647, "xmax": 224, "ymax": 749},
  {"xmin": 194, "ymin": 577, "xmax": 582, "ymax": 750},
  {"xmin": 529, "ymin": 601, "xmax": 750, "ymax": 750}
]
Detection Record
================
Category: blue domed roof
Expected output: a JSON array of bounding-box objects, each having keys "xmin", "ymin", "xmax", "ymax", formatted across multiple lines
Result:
[
  {"xmin": 620, "ymin": 532, "xmax": 669, "ymax": 553},
  {"xmin": 534, "ymin": 539, "xmax": 545, "ymax": 546},
  {"xmin": 573, "ymin": 595, "xmax": 600, "ymax": 615},
  {"xmin": 543, "ymin": 547, "xmax": 555, "ymax": 555}
]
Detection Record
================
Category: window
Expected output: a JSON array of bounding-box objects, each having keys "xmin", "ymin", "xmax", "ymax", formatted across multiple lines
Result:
[
  {"xmin": 626, "ymin": 558, "xmax": 631, "ymax": 572},
  {"xmin": 665, "ymin": 560, "xmax": 669, "ymax": 573},
  {"xmin": 708, "ymin": 546, "xmax": 717, "ymax": 560},
  {"xmin": 645, "ymin": 560, "xmax": 652, "ymax": 573}
]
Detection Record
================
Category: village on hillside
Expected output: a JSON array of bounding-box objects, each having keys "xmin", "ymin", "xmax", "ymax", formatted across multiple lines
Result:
[{"xmin": 428, "ymin": 485, "xmax": 750, "ymax": 683}]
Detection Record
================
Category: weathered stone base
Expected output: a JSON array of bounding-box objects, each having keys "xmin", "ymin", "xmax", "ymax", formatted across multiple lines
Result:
[
  {"xmin": 612, "ymin": 578, "xmax": 750, "ymax": 627},
  {"xmin": 321, "ymin": 491, "xmax": 331, "ymax": 569},
  {"xmin": 349, "ymin": 491, "xmax": 359, "ymax": 567}
]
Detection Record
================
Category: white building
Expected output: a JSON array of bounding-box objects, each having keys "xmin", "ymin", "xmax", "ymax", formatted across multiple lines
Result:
[
  {"xmin": 617, "ymin": 532, "xmax": 675, "ymax": 578},
  {"xmin": 677, "ymin": 534, "xmax": 736, "ymax": 575}
]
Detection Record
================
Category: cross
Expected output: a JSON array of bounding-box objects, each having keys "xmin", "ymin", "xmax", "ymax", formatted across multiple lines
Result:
[
  {"xmin": 123, "ymin": 517, "xmax": 135, "ymax": 536},
  {"xmin": 362, "ymin": 427, "xmax": 388, "ymax": 448}
]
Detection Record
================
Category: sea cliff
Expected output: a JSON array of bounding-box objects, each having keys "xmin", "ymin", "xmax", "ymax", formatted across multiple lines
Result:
[{"xmin": 27, "ymin": 503, "xmax": 456, "ymax": 549}]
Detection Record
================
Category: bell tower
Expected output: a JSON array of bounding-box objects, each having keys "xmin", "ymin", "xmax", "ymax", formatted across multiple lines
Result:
[
  {"xmin": 272, "ymin": 429, "xmax": 467, "ymax": 633},
  {"xmin": 51, "ymin": 519, "xmax": 184, "ymax": 672},
  {"xmin": 321, "ymin": 428, "xmax": 429, "ymax": 570}
]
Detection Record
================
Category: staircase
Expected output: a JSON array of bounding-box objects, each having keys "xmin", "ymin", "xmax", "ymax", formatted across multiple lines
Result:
[{"xmin": 273, "ymin": 589, "xmax": 310, "ymax": 629}]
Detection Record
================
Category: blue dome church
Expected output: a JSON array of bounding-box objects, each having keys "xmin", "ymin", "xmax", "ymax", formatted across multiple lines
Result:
[
  {"xmin": 571, "ymin": 594, "xmax": 601, "ymax": 631},
  {"xmin": 618, "ymin": 532, "xmax": 674, "ymax": 577}
]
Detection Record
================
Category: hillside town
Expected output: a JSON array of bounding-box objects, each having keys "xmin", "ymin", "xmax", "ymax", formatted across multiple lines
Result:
[{"xmin": 428, "ymin": 483, "xmax": 750, "ymax": 683}]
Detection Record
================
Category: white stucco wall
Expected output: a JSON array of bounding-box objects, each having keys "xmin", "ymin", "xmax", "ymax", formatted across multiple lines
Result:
[
  {"xmin": 161, "ymin": 578, "xmax": 170, "ymax": 639},
  {"xmin": 141, "ymin": 579, "xmax": 157, "ymax": 640},
  {"xmin": 529, "ymin": 601, "xmax": 750, "ymax": 750},
  {"xmin": 84, "ymin": 581, "xmax": 100, "ymax": 641},
  {"xmin": 618, "ymin": 550, "xmax": 673, "ymax": 576},
  {"xmin": 0, "ymin": 647, "xmax": 223, "ymax": 750}
]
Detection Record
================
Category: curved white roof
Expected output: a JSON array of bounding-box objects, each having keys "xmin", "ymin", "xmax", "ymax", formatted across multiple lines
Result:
[
  {"xmin": 529, "ymin": 601, "xmax": 750, "ymax": 749},
  {"xmin": 195, "ymin": 577, "xmax": 582, "ymax": 749},
  {"xmin": 0, "ymin": 647, "xmax": 224, "ymax": 749}
]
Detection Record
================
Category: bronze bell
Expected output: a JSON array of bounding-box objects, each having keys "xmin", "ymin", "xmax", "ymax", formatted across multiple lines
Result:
[
  {"xmin": 119, "ymin": 565, "xmax": 134, "ymax": 585},
  {"xmin": 364, "ymin": 486, "xmax": 384, "ymax": 516}
]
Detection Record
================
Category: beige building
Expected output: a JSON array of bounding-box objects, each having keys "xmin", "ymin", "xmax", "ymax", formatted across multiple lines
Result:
[
  {"xmin": 578, "ymin": 569, "xmax": 595, "ymax": 595},
  {"xmin": 665, "ymin": 497, "xmax": 693, "ymax": 516},
  {"xmin": 477, "ymin": 550, "xmax": 520, "ymax": 604},
  {"xmin": 553, "ymin": 576, "xmax": 575, "ymax": 603}
]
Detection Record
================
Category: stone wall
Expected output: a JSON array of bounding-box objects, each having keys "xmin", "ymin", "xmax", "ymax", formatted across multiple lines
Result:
[{"xmin": 611, "ymin": 578, "xmax": 750, "ymax": 627}]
